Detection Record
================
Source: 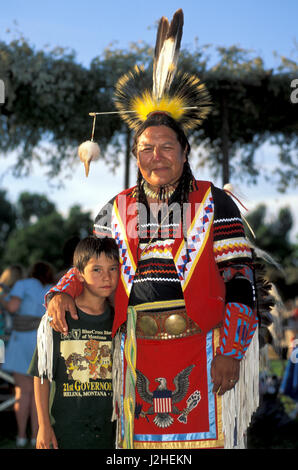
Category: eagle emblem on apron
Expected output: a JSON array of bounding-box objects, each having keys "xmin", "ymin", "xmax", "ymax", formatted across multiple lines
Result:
[{"xmin": 135, "ymin": 365, "xmax": 200, "ymax": 428}]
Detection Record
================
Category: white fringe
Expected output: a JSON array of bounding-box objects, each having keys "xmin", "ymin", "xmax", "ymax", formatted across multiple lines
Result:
[
  {"xmin": 222, "ymin": 326, "xmax": 259, "ymax": 449},
  {"xmin": 37, "ymin": 312, "xmax": 54, "ymax": 384}
]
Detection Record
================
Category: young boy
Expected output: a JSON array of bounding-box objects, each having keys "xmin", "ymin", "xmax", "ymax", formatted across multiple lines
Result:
[{"xmin": 28, "ymin": 236, "xmax": 119, "ymax": 449}]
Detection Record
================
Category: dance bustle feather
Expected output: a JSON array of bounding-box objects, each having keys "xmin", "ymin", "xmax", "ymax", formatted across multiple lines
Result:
[
  {"xmin": 78, "ymin": 140, "xmax": 100, "ymax": 177},
  {"xmin": 114, "ymin": 9, "xmax": 212, "ymax": 132}
]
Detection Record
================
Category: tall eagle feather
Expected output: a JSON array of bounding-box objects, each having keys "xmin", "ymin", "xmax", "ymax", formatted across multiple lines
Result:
[{"xmin": 153, "ymin": 9, "xmax": 184, "ymax": 101}]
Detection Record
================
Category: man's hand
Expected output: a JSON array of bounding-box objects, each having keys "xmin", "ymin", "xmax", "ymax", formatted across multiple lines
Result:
[
  {"xmin": 47, "ymin": 293, "xmax": 78, "ymax": 334},
  {"xmin": 211, "ymin": 355, "xmax": 240, "ymax": 395}
]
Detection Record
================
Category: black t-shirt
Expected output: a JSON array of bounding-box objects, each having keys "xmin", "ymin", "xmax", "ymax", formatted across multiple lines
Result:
[{"xmin": 29, "ymin": 305, "xmax": 115, "ymax": 449}]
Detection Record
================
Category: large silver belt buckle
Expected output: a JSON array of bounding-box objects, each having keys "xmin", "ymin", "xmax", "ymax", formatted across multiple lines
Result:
[
  {"xmin": 164, "ymin": 314, "xmax": 187, "ymax": 335},
  {"xmin": 138, "ymin": 315, "xmax": 158, "ymax": 336}
]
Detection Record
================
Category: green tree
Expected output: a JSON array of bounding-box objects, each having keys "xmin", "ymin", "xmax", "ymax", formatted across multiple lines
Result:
[
  {"xmin": 0, "ymin": 35, "xmax": 297, "ymax": 191},
  {"xmin": 192, "ymin": 45, "xmax": 298, "ymax": 189},
  {"xmin": 246, "ymin": 204, "xmax": 298, "ymax": 300},
  {"xmin": 63, "ymin": 204, "xmax": 93, "ymax": 241},
  {"xmin": 16, "ymin": 191, "xmax": 56, "ymax": 227},
  {"xmin": 0, "ymin": 189, "xmax": 16, "ymax": 260},
  {"xmin": 0, "ymin": 34, "xmax": 117, "ymax": 181},
  {"xmin": 2, "ymin": 193, "xmax": 93, "ymax": 272},
  {"xmin": 3, "ymin": 211, "xmax": 65, "ymax": 270}
]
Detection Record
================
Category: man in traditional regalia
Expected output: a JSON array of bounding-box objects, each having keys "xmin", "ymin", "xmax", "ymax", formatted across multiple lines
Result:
[{"xmin": 43, "ymin": 9, "xmax": 269, "ymax": 449}]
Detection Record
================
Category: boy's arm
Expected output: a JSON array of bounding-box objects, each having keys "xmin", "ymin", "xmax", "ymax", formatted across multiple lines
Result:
[{"xmin": 34, "ymin": 377, "xmax": 58, "ymax": 449}]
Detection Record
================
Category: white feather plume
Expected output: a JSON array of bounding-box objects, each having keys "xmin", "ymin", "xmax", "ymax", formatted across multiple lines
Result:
[
  {"xmin": 153, "ymin": 9, "xmax": 183, "ymax": 101},
  {"xmin": 78, "ymin": 140, "xmax": 100, "ymax": 177},
  {"xmin": 153, "ymin": 37, "xmax": 177, "ymax": 100}
]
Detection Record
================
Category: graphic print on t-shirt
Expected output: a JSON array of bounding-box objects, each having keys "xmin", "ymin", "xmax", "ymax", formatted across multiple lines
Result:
[{"xmin": 59, "ymin": 325, "xmax": 112, "ymax": 398}]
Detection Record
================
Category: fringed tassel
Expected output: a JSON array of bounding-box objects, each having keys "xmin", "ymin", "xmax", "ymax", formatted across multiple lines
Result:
[
  {"xmin": 37, "ymin": 312, "xmax": 53, "ymax": 384},
  {"xmin": 112, "ymin": 331, "xmax": 123, "ymax": 449},
  {"xmin": 222, "ymin": 325, "xmax": 259, "ymax": 449},
  {"xmin": 122, "ymin": 307, "xmax": 137, "ymax": 449}
]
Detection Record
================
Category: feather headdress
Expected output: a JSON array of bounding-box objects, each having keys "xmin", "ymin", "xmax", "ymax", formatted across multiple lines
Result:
[
  {"xmin": 114, "ymin": 9, "xmax": 212, "ymax": 132},
  {"xmin": 78, "ymin": 9, "xmax": 211, "ymax": 175}
]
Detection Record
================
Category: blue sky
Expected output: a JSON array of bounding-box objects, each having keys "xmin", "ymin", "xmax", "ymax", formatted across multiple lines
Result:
[
  {"xmin": 1, "ymin": 0, "xmax": 297, "ymax": 68},
  {"xmin": 0, "ymin": 1, "xmax": 297, "ymax": 239}
]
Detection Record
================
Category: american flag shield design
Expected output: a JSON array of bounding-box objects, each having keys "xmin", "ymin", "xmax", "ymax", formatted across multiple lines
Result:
[{"xmin": 153, "ymin": 390, "xmax": 172, "ymax": 413}]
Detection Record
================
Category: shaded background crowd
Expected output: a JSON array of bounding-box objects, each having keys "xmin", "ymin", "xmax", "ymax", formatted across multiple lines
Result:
[{"xmin": 0, "ymin": 0, "xmax": 297, "ymax": 450}]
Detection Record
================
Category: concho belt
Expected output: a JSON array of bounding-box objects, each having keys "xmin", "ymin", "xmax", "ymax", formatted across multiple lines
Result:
[{"xmin": 135, "ymin": 308, "xmax": 202, "ymax": 340}]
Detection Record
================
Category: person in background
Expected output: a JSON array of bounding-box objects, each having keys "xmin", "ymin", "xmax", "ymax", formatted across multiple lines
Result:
[
  {"xmin": 280, "ymin": 337, "xmax": 298, "ymax": 420},
  {"xmin": 0, "ymin": 265, "xmax": 24, "ymax": 343},
  {"xmin": 0, "ymin": 261, "xmax": 55, "ymax": 448}
]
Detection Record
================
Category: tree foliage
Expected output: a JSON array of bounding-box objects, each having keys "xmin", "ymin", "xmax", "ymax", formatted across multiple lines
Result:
[
  {"xmin": 16, "ymin": 191, "xmax": 56, "ymax": 227},
  {"xmin": 191, "ymin": 46, "xmax": 298, "ymax": 188},
  {"xmin": 246, "ymin": 204, "xmax": 298, "ymax": 301},
  {"xmin": 0, "ymin": 34, "xmax": 297, "ymax": 190},
  {"xmin": 0, "ymin": 35, "xmax": 115, "ymax": 179},
  {"xmin": 1, "ymin": 192, "xmax": 93, "ymax": 274},
  {"xmin": 0, "ymin": 189, "xmax": 16, "ymax": 260}
]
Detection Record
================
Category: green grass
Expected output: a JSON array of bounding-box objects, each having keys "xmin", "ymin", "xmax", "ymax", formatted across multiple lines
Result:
[{"xmin": 269, "ymin": 359, "xmax": 287, "ymax": 377}]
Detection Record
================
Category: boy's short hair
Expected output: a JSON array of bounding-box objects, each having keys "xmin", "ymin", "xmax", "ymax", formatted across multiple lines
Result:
[{"xmin": 73, "ymin": 236, "xmax": 119, "ymax": 273}]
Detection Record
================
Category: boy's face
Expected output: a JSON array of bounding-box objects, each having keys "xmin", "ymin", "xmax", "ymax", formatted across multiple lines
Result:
[{"xmin": 77, "ymin": 254, "xmax": 119, "ymax": 300}]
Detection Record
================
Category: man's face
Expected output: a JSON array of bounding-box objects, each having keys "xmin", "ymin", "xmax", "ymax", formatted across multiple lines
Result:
[{"xmin": 136, "ymin": 125, "xmax": 187, "ymax": 187}]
